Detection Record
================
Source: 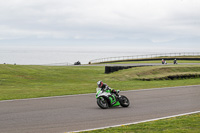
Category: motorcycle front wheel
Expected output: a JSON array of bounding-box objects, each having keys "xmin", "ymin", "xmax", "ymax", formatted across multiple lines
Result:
[
  {"xmin": 119, "ymin": 95, "xmax": 130, "ymax": 107},
  {"xmin": 97, "ymin": 97, "xmax": 109, "ymax": 109}
]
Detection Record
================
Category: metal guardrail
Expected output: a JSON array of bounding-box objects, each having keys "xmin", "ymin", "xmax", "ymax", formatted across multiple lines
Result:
[{"xmin": 89, "ymin": 52, "xmax": 200, "ymax": 64}]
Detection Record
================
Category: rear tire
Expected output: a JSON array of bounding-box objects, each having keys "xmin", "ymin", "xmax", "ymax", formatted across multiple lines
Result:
[
  {"xmin": 119, "ymin": 95, "xmax": 130, "ymax": 107},
  {"xmin": 97, "ymin": 97, "xmax": 109, "ymax": 109}
]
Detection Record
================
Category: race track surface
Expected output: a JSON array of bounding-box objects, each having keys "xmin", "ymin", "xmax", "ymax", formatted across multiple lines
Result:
[
  {"xmin": 84, "ymin": 63, "xmax": 200, "ymax": 66},
  {"xmin": 0, "ymin": 85, "xmax": 200, "ymax": 133}
]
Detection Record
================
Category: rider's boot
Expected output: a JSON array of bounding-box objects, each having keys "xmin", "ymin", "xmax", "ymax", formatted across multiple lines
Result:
[{"xmin": 115, "ymin": 90, "xmax": 120, "ymax": 101}]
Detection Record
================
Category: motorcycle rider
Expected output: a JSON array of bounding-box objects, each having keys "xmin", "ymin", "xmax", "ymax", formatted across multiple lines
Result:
[
  {"xmin": 174, "ymin": 59, "xmax": 177, "ymax": 64},
  {"xmin": 97, "ymin": 81, "xmax": 119, "ymax": 96}
]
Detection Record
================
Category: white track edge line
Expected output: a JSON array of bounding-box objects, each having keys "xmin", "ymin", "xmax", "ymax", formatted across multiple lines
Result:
[
  {"xmin": 0, "ymin": 85, "xmax": 199, "ymax": 103},
  {"xmin": 67, "ymin": 110, "xmax": 200, "ymax": 133}
]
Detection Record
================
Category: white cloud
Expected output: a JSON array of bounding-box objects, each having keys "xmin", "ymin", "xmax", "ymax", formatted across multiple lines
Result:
[{"xmin": 0, "ymin": 0, "xmax": 200, "ymax": 47}]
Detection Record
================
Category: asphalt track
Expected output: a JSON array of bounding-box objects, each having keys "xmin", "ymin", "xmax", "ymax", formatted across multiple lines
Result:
[
  {"xmin": 0, "ymin": 85, "xmax": 200, "ymax": 133},
  {"xmin": 84, "ymin": 63, "xmax": 200, "ymax": 66}
]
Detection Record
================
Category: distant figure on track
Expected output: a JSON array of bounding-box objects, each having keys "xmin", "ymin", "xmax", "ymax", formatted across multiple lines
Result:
[
  {"xmin": 174, "ymin": 59, "xmax": 177, "ymax": 64},
  {"xmin": 162, "ymin": 59, "xmax": 165, "ymax": 64},
  {"xmin": 74, "ymin": 61, "xmax": 81, "ymax": 65}
]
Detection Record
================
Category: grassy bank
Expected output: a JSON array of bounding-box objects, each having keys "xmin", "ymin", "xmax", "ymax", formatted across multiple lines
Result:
[
  {"xmin": 106, "ymin": 65, "xmax": 200, "ymax": 80},
  {"xmin": 83, "ymin": 113, "xmax": 200, "ymax": 133},
  {"xmin": 0, "ymin": 64, "xmax": 200, "ymax": 100}
]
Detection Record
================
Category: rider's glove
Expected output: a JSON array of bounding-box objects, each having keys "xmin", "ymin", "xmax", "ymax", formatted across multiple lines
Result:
[{"xmin": 105, "ymin": 86, "xmax": 110, "ymax": 90}]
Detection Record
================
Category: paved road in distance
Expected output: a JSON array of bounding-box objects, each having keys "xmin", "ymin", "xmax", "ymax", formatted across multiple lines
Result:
[
  {"xmin": 0, "ymin": 85, "xmax": 200, "ymax": 133},
  {"xmin": 84, "ymin": 63, "xmax": 200, "ymax": 66}
]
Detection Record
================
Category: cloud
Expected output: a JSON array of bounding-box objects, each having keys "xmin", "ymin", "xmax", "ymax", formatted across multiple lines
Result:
[{"xmin": 0, "ymin": 0, "xmax": 200, "ymax": 47}]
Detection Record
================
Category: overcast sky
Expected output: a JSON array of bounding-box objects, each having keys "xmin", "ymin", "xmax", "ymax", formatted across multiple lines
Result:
[{"xmin": 0, "ymin": 0, "xmax": 200, "ymax": 50}]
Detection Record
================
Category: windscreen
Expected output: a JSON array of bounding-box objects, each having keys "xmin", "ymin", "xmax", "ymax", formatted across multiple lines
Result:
[{"xmin": 96, "ymin": 88, "xmax": 101, "ymax": 93}]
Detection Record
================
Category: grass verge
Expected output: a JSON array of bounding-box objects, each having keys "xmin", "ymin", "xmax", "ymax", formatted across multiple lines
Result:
[
  {"xmin": 0, "ymin": 64, "xmax": 200, "ymax": 100},
  {"xmin": 106, "ymin": 65, "xmax": 200, "ymax": 80},
  {"xmin": 82, "ymin": 113, "xmax": 200, "ymax": 133}
]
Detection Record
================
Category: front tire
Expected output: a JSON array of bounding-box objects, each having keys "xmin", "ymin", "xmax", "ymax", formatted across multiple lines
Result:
[
  {"xmin": 119, "ymin": 95, "xmax": 130, "ymax": 107},
  {"xmin": 97, "ymin": 97, "xmax": 109, "ymax": 109}
]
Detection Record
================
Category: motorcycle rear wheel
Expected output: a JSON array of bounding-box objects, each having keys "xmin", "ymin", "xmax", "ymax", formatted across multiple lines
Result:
[
  {"xmin": 119, "ymin": 95, "xmax": 130, "ymax": 107},
  {"xmin": 97, "ymin": 97, "xmax": 109, "ymax": 109}
]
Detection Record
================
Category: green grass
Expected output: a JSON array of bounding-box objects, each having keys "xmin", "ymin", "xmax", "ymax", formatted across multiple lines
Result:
[
  {"xmin": 0, "ymin": 65, "xmax": 104, "ymax": 100},
  {"xmin": 0, "ymin": 64, "xmax": 200, "ymax": 100},
  {"xmin": 106, "ymin": 65, "xmax": 200, "ymax": 80},
  {"xmin": 83, "ymin": 113, "xmax": 200, "ymax": 133}
]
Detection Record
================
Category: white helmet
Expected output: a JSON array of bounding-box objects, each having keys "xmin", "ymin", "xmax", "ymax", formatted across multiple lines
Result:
[{"xmin": 97, "ymin": 81, "xmax": 103, "ymax": 88}]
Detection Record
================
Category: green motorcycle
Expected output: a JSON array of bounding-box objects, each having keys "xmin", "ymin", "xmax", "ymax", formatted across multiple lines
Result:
[{"xmin": 96, "ymin": 88, "xmax": 130, "ymax": 109}]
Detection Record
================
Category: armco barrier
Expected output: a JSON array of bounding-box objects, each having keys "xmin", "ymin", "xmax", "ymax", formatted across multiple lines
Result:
[
  {"xmin": 105, "ymin": 66, "xmax": 132, "ymax": 73},
  {"xmin": 105, "ymin": 65, "xmax": 152, "ymax": 74}
]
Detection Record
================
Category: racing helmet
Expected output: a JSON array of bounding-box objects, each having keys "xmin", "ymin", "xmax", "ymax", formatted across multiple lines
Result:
[{"xmin": 97, "ymin": 81, "xmax": 103, "ymax": 88}]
